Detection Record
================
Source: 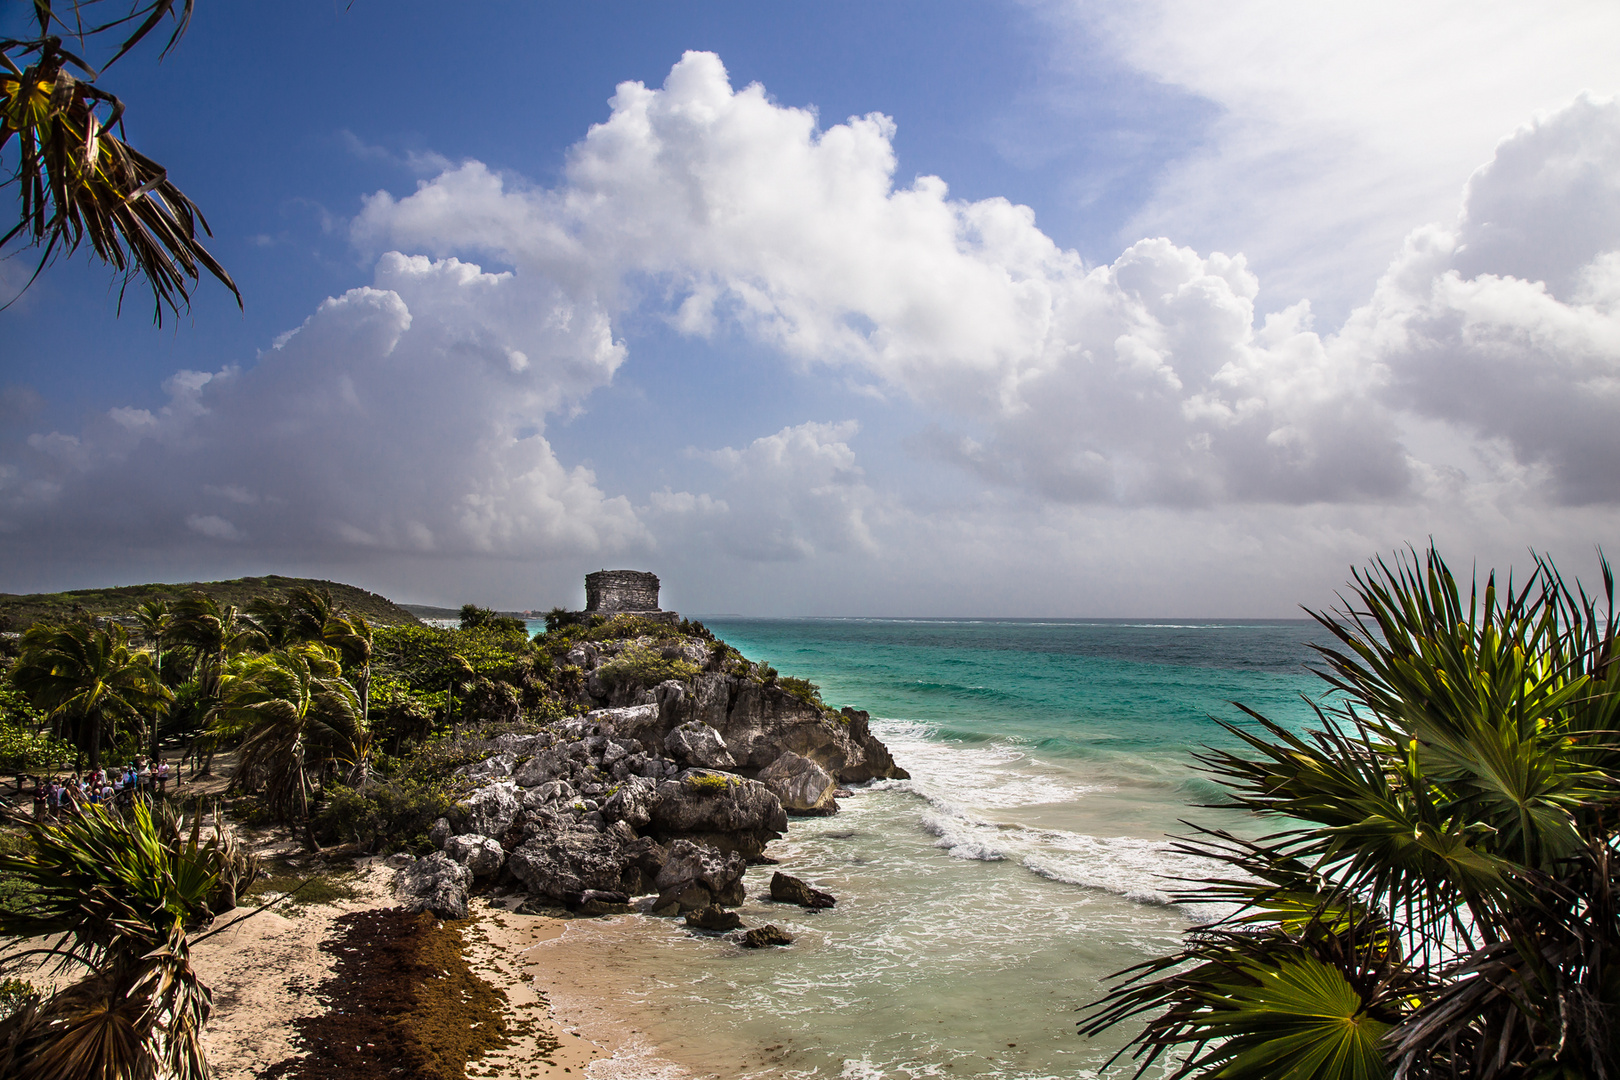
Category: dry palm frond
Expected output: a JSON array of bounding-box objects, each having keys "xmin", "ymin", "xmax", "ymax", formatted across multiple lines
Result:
[{"xmin": 1, "ymin": 2, "xmax": 237, "ymax": 322}]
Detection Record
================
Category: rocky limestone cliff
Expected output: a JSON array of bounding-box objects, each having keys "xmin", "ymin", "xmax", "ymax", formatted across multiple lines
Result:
[{"xmin": 394, "ymin": 622, "xmax": 907, "ymax": 921}]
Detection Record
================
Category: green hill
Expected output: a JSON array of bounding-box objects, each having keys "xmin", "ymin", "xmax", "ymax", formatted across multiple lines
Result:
[{"xmin": 0, "ymin": 575, "xmax": 422, "ymax": 631}]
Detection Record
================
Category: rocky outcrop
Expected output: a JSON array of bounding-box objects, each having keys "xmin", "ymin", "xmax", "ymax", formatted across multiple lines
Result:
[
  {"xmin": 757, "ymin": 751, "xmax": 838, "ymax": 815},
  {"xmin": 426, "ymin": 620, "xmax": 905, "ymax": 917},
  {"xmin": 770, "ymin": 871, "xmax": 836, "ymax": 909},
  {"xmin": 393, "ymin": 852, "xmax": 472, "ymax": 919},
  {"xmin": 650, "ymin": 770, "xmax": 787, "ymax": 858},
  {"xmin": 451, "ymin": 782, "xmax": 522, "ymax": 840},
  {"xmin": 681, "ymin": 675, "xmax": 908, "ymax": 785},
  {"xmin": 600, "ymin": 775, "xmax": 658, "ymax": 828},
  {"xmin": 507, "ymin": 819, "xmax": 646, "ymax": 907}
]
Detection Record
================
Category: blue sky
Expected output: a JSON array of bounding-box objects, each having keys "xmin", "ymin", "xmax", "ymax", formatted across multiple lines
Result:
[{"xmin": 5, "ymin": 1, "xmax": 1620, "ymax": 616}]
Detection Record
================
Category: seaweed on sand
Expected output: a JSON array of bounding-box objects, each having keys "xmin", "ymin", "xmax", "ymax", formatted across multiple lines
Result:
[{"xmin": 265, "ymin": 907, "xmax": 510, "ymax": 1080}]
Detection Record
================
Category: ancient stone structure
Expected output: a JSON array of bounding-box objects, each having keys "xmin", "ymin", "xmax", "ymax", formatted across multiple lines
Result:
[{"xmin": 585, "ymin": 570, "xmax": 662, "ymax": 614}]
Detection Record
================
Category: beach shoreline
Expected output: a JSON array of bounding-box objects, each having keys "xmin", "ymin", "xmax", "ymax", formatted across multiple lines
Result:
[{"xmin": 183, "ymin": 862, "xmax": 657, "ymax": 1080}]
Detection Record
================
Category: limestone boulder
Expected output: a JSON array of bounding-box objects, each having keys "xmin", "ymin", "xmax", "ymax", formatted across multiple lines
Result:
[
  {"xmin": 650, "ymin": 770, "xmax": 787, "ymax": 859},
  {"xmin": 457, "ymin": 752, "xmax": 516, "ymax": 782},
  {"xmin": 584, "ymin": 703, "xmax": 665, "ymax": 754},
  {"xmin": 507, "ymin": 825, "xmax": 638, "ymax": 908},
  {"xmin": 513, "ymin": 746, "xmax": 572, "ymax": 788},
  {"xmin": 663, "ymin": 721, "xmax": 736, "ymax": 770},
  {"xmin": 521, "ymin": 779, "xmax": 577, "ymax": 810},
  {"xmin": 600, "ymin": 775, "xmax": 658, "ymax": 828},
  {"xmin": 653, "ymin": 838, "xmax": 746, "ymax": 912},
  {"xmin": 685, "ymin": 904, "xmax": 743, "ymax": 932},
  {"xmin": 452, "ymin": 782, "xmax": 521, "ymax": 840},
  {"xmin": 443, "ymin": 834, "xmax": 506, "ymax": 877},
  {"xmin": 428, "ymin": 817, "xmax": 451, "ymax": 850},
  {"xmin": 393, "ymin": 852, "xmax": 472, "ymax": 919},
  {"xmin": 741, "ymin": 925, "xmax": 793, "ymax": 948},
  {"xmin": 757, "ymin": 751, "xmax": 838, "ymax": 815}
]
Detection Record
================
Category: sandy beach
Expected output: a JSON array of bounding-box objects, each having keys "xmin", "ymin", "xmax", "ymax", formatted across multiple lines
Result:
[{"xmin": 186, "ymin": 869, "xmax": 636, "ymax": 1080}]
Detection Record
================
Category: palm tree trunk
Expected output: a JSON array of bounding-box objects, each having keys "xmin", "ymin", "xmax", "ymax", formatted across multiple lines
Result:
[{"xmin": 87, "ymin": 712, "xmax": 101, "ymax": 772}]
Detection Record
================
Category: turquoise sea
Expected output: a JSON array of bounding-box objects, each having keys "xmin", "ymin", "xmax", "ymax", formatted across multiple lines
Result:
[{"xmin": 539, "ymin": 618, "xmax": 1342, "ymax": 1080}]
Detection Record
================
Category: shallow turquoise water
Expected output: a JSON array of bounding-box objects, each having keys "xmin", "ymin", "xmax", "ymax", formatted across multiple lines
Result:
[{"xmin": 541, "ymin": 619, "xmax": 1343, "ymax": 1080}]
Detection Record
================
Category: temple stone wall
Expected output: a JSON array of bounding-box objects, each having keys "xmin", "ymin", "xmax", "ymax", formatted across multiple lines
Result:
[{"xmin": 585, "ymin": 570, "xmax": 661, "ymax": 614}]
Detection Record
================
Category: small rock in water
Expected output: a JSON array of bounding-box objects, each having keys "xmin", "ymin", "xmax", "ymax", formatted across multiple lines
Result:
[
  {"xmin": 685, "ymin": 904, "xmax": 743, "ymax": 932},
  {"xmin": 770, "ymin": 871, "xmax": 836, "ymax": 909},
  {"xmin": 741, "ymin": 924, "xmax": 793, "ymax": 948}
]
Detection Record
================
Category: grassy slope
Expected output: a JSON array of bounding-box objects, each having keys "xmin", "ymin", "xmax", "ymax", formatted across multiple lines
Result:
[{"xmin": 0, "ymin": 575, "xmax": 421, "ymax": 630}]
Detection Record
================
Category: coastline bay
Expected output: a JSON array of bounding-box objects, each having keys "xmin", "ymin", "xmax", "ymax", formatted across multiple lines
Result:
[{"xmin": 537, "ymin": 617, "xmax": 1341, "ymax": 1080}]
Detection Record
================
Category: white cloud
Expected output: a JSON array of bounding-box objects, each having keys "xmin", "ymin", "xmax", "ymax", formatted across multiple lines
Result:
[
  {"xmin": 9, "ymin": 50, "xmax": 1620, "ymax": 612},
  {"xmin": 357, "ymin": 51, "xmax": 1408, "ymax": 507},
  {"xmin": 0, "ymin": 253, "xmax": 646, "ymax": 560},
  {"xmin": 650, "ymin": 421, "xmax": 880, "ymax": 562},
  {"xmin": 1059, "ymin": 0, "xmax": 1620, "ymax": 315},
  {"xmin": 1345, "ymin": 96, "xmax": 1620, "ymax": 503}
]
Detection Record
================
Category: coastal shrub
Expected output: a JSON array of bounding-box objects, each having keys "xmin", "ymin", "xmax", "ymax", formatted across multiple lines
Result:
[
  {"xmin": 586, "ymin": 614, "xmax": 684, "ymax": 643},
  {"xmin": 685, "ymin": 772, "xmax": 731, "ymax": 793},
  {"xmin": 0, "ymin": 977, "xmax": 36, "ymax": 1021},
  {"xmin": 0, "ymin": 719, "xmax": 73, "ymax": 776},
  {"xmin": 594, "ymin": 644, "xmax": 700, "ymax": 691},
  {"xmin": 314, "ymin": 778, "xmax": 454, "ymax": 852},
  {"xmin": 458, "ymin": 604, "xmax": 529, "ymax": 636},
  {"xmin": 373, "ymin": 623, "xmax": 536, "ymax": 694},
  {"xmin": 543, "ymin": 606, "xmax": 592, "ymax": 633},
  {"xmin": 777, "ymin": 676, "xmax": 824, "ymax": 708}
]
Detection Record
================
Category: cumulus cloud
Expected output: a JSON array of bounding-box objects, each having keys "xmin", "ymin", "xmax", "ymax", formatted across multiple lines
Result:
[
  {"xmin": 9, "ymin": 50, "xmax": 1620, "ymax": 604},
  {"xmin": 357, "ymin": 51, "xmax": 1409, "ymax": 507},
  {"xmin": 1347, "ymin": 96, "xmax": 1620, "ymax": 503},
  {"xmin": 0, "ymin": 252, "xmax": 646, "ymax": 561}
]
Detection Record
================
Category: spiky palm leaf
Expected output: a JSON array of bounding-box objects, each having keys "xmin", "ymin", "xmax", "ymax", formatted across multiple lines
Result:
[
  {"xmin": 1081, "ymin": 546, "xmax": 1620, "ymax": 1079},
  {"xmin": 0, "ymin": 798, "xmax": 256, "ymax": 1080},
  {"xmin": 210, "ymin": 643, "xmax": 362, "ymax": 842}
]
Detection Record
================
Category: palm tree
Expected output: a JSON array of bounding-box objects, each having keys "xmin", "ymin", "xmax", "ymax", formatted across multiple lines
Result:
[
  {"xmin": 1080, "ymin": 546, "xmax": 1620, "ymax": 1079},
  {"xmin": 133, "ymin": 598, "xmax": 173, "ymax": 759},
  {"xmin": 167, "ymin": 593, "xmax": 263, "ymax": 701},
  {"xmin": 0, "ymin": 1, "xmax": 240, "ymax": 322},
  {"xmin": 244, "ymin": 587, "xmax": 374, "ymax": 749},
  {"xmin": 11, "ymin": 620, "xmax": 170, "ymax": 771},
  {"xmin": 209, "ymin": 642, "xmax": 364, "ymax": 848},
  {"xmin": 0, "ymin": 797, "xmax": 256, "ymax": 1079}
]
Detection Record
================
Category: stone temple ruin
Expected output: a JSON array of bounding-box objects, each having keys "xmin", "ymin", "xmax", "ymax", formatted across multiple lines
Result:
[{"xmin": 584, "ymin": 570, "xmax": 677, "ymax": 623}]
